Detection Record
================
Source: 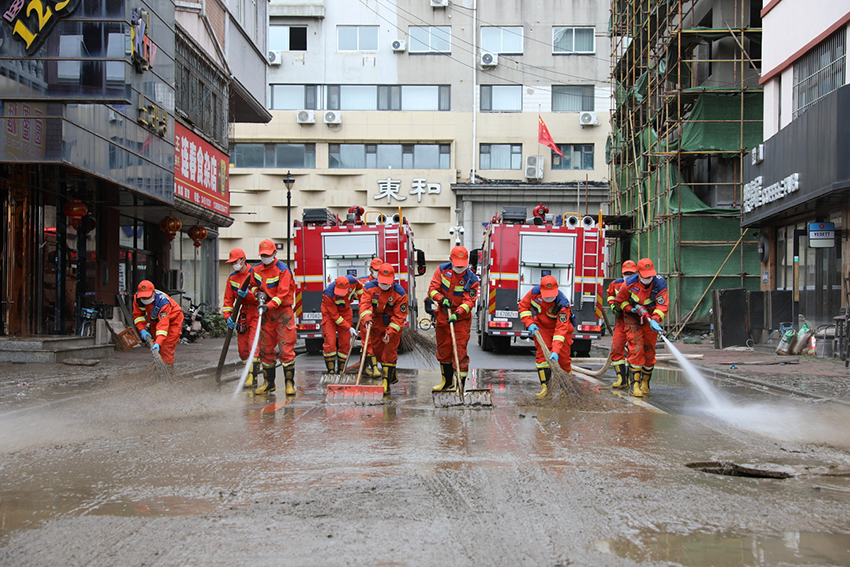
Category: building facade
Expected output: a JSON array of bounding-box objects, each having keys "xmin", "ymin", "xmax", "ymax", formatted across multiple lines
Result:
[
  {"xmin": 226, "ymin": 0, "xmax": 613, "ymax": 312},
  {"xmin": 743, "ymin": 1, "xmax": 849, "ymax": 332}
]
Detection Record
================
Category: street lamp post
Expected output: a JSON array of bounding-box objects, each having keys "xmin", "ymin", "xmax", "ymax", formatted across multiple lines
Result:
[{"xmin": 284, "ymin": 171, "xmax": 295, "ymax": 266}]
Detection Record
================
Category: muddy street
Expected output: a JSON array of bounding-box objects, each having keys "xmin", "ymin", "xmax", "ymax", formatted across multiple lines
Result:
[{"xmin": 1, "ymin": 347, "xmax": 850, "ymax": 566}]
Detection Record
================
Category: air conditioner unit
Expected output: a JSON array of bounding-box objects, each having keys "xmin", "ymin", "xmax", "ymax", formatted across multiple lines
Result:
[
  {"xmin": 268, "ymin": 50, "xmax": 283, "ymax": 65},
  {"xmin": 163, "ymin": 269, "xmax": 183, "ymax": 292},
  {"xmin": 579, "ymin": 111, "xmax": 598, "ymax": 126},
  {"xmin": 391, "ymin": 39, "xmax": 406, "ymax": 52},
  {"xmin": 524, "ymin": 155, "xmax": 543, "ymax": 179},
  {"xmin": 296, "ymin": 110, "xmax": 315, "ymax": 124},
  {"xmin": 324, "ymin": 110, "xmax": 342, "ymax": 124},
  {"xmin": 430, "ymin": 0, "xmax": 448, "ymax": 7},
  {"xmin": 480, "ymin": 51, "xmax": 498, "ymax": 67},
  {"xmin": 751, "ymin": 143, "xmax": 764, "ymax": 165}
]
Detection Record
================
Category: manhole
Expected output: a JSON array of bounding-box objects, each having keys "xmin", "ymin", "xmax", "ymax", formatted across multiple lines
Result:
[{"xmin": 685, "ymin": 461, "xmax": 794, "ymax": 479}]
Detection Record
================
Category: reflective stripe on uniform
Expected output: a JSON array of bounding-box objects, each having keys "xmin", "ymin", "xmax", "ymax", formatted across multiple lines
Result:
[{"xmin": 389, "ymin": 322, "xmax": 401, "ymax": 332}]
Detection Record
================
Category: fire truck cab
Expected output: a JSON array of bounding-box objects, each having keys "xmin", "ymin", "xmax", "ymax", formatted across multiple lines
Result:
[
  {"xmin": 292, "ymin": 206, "xmax": 426, "ymax": 353},
  {"xmin": 472, "ymin": 204, "xmax": 606, "ymax": 357}
]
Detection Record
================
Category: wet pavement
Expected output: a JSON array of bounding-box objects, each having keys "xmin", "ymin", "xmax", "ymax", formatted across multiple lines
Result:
[{"xmin": 1, "ymin": 335, "xmax": 850, "ymax": 566}]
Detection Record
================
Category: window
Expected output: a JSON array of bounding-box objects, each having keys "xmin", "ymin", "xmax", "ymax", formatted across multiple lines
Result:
[
  {"xmin": 480, "ymin": 144, "xmax": 522, "ymax": 170},
  {"xmin": 328, "ymin": 85, "xmax": 450, "ymax": 111},
  {"xmin": 551, "ymin": 144, "xmax": 594, "ymax": 170},
  {"xmin": 409, "ymin": 26, "xmax": 451, "ymax": 53},
  {"xmin": 231, "ymin": 143, "xmax": 316, "ymax": 168},
  {"xmin": 552, "ymin": 85, "xmax": 594, "ymax": 112},
  {"xmin": 481, "ymin": 26, "xmax": 523, "ymax": 54},
  {"xmin": 553, "ymin": 27, "xmax": 595, "ymax": 54},
  {"xmin": 338, "ymin": 26, "xmax": 378, "ymax": 51},
  {"xmin": 269, "ymin": 26, "xmax": 307, "ymax": 51},
  {"xmin": 329, "ymin": 144, "xmax": 451, "ymax": 169},
  {"xmin": 270, "ymin": 85, "xmax": 318, "ymax": 110},
  {"xmin": 793, "ymin": 28, "xmax": 846, "ymax": 119},
  {"xmin": 481, "ymin": 85, "xmax": 522, "ymax": 112}
]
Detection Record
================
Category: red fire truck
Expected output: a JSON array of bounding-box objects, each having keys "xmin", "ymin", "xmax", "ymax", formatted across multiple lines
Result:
[
  {"xmin": 291, "ymin": 206, "xmax": 426, "ymax": 353},
  {"xmin": 472, "ymin": 204, "xmax": 606, "ymax": 357}
]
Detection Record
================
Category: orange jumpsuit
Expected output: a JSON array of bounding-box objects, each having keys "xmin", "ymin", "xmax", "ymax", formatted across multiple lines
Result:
[
  {"xmin": 133, "ymin": 290, "xmax": 184, "ymax": 365},
  {"xmin": 519, "ymin": 287, "xmax": 574, "ymax": 373},
  {"xmin": 321, "ymin": 275, "xmax": 362, "ymax": 364},
  {"xmin": 428, "ymin": 262, "xmax": 480, "ymax": 378},
  {"xmin": 614, "ymin": 274, "xmax": 669, "ymax": 370},
  {"xmin": 222, "ymin": 266, "xmax": 259, "ymax": 363},
  {"xmin": 358, "ymin": 280, "xmax": 407, "ymax": 365},
  {"xmin": 606, "ymin": 277, "xmax": 629, "ymax": 373},
  {"xmin": 253, "ymin": 259, "xmax": 297, "ymax": 371}
]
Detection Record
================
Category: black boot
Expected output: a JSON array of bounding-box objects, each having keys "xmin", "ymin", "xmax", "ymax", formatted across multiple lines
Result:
[
  {"xmin": 432, "ymin": 362, "xmax": 455, "ymax": 392},
  {"xmin": 382, "ymin": 363, "xmax": 397, "ymax": 395},
  {"xmin": 323, "ymin": 355, "xmax": 336, "ymax": 373},
  {"xmin": 336, "ymin": 354, "xmax": 348, "ymax": 374},
  {"xmin": 255, "ymin": 365, "xmax": 276, "ymax": 394},
  {"xmin": 283, "ymin": 363, "xmax": 296, "ymax": 396},
  {"xmin": 611, "ymin": 363, "xmax": 628, "ymax": 389}
]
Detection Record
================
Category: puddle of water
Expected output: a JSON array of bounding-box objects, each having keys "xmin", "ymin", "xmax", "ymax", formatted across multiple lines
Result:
[{"xmin": 597, "ymin": 530, "xmax": 850, "ymax": 566}]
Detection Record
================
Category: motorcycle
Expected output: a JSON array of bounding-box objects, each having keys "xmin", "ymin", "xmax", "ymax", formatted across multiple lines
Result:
[{"xmin": 180, "ymin": 298, "xmax": 208, "ymax": 344}]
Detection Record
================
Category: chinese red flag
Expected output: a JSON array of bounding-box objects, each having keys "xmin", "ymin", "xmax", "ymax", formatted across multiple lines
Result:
[{"xmin": 538, "ymin": 115, "xmax": 564, "ymax": 157}]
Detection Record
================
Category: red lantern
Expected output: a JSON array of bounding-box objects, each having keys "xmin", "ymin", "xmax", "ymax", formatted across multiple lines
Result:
[
  {"xmin": 159, "ymin": 215, "xmax": 182, "ymax": 242},
  {"xmin": 63, "ymin": 200, "xmax": 88, "ymax": 228},
  {"xmin": 187, "ymin": 224, "xmax": 207, "ymax": 248}
]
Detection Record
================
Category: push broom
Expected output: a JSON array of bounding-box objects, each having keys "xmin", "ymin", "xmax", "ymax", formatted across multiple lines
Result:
[{"xmin": 325, "ymin": 322, "xmax": 384, "ymax": 404}]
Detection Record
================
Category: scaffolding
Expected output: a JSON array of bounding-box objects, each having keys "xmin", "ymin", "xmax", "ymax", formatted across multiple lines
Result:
[{"xmin": 608, "ymin": 0, "xmax": 764, "ymax": 328}]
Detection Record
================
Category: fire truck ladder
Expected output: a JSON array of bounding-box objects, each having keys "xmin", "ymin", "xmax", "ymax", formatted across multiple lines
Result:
[
  {"xmin": 383, "ymin": 229, "xmax": 402, "ymax": 274},
  {"xmin": 579, "ymin": 230, "xmax": 602, "ymax": 311}
]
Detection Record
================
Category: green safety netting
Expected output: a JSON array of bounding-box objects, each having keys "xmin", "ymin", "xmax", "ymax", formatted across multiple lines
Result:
[
  {"xmin": 665, "ymin": 27, "xmax": 762, "ymax": 72},
  {"xmin": 680, "ymin": 92, "xmax": 764, "ymax": 152}
]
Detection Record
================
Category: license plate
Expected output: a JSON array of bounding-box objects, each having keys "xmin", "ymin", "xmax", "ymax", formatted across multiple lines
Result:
[
  {"xmin": 302, "ymin": 312, "xmax": 322, "ymax": 320},
  {"xmin": 495, "ymin": 310, "xmax": 518, "ymax": 318}
]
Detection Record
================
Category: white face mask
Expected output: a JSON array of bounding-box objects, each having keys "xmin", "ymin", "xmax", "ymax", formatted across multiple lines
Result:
[
  {"xmin": 452, "ymin": 266, "xmax": 466, "ymax": 274},
  {"xmin": 140, "ymin": 295, "xmax": 155, "ymax": 305},
  {"xmin": 233, "ymin": 260, "xmax": 245, "ymax": 271},
  {"xmin": 543, "ymin": 296, "xmax": 556, "ymax": 303},
  {"xmin": 261, "ymin": 255, "xmax": 275, "ymax": 265},
  {"xmin": 378, "ymin": 282, "xmax": 391, "ymax": 291},
  {"xmin": 639, "ymin": 276, "xmax": 653, "ymax": 285},
  {"xmin": 370, "ymin": 269, "xmax": 378, "ymax": 279}
]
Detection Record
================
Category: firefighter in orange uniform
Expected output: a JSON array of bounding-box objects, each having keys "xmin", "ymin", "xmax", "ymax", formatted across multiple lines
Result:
[
  {"xmin": 321, "ymin": 275, "xmax": 362, "ymax": 373},
  {"xmin": 613, "ymin": 258, "xmax": 668, "ymax": 397},
  {"xmin": 358, "ymin": 263, "xmax": 408, "ymax": 395},
  {"xmin": 254, "ymin": 239, "xmax": 297, "ymax": 395},
  {"xmin": 428, "ymin": 246, "xmax": 480, "ymax": 392},
  {"xmin": 359, "ymin": 257, "xmax": 383, "ymax": 287},
  {"xmin": 133, "ymin": 280, "xmax": 184, "ymax": 366},
  {"xmin": 222, "ymin": 248, "xmax": 262, "ymax": 387},
  {"xmin": 607, "ymin": 259, "xmax": 637, "ymax": 389},
  {"xmin": 519, "ymin": 275, "xmax": 574, "ymax": 398}
]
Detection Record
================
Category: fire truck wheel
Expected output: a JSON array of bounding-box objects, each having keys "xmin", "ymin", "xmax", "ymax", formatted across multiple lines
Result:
[
  {"xmin": 571, "ymin": 339, "xmax": 591, "ymax": 358},
  {"xmin": 305, "ymin": 338, "xmax": 323, "ymax": 355},
  {"xmin": 479, "ymin": 331, "xmax": 494, "ymax": 352},
  {"xmin": 493, "ymin": 336, "xmax": 511, "ymax": 353}
]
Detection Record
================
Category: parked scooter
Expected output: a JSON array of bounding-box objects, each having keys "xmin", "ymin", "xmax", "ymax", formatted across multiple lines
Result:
[{"xmin": 180, "ymin": 298, "xmax": 208, "ymax": 344}]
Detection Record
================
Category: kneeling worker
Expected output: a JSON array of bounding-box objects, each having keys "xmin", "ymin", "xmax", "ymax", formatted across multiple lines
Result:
[{"xmin": 133, "ymin": 280, "xmax": 184, "ymax": 367}]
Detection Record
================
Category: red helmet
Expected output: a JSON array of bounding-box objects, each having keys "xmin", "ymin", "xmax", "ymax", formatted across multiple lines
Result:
[
  {"xmin": 637, "ymin": 258, "xmax": 657, "ymax": 278},
  {"xmin": 450, "ymin": 246, "xmax": 469, "ymax": 268},
  {"xmin": 137, "ymin": 280, "xmax": 155, "ymax": 299},
  {"xmin": 540, "ymin": 275, "xmax": 559, "ymax": 298},
  {"xmin": 622, "ymin": 259, "xmax": 637, "ymax": 276},
  {"xmin": 377, "ymin": 263, "xmax": 395, "ymax": 285},
  {"xmin": 369, "ymin": 257, "xmax": 383, "ymax": 270}
]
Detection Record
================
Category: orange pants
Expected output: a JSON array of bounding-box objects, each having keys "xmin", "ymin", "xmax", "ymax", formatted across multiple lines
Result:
[
  {"xmin": 154, "ymin": 313, "xmax": 183, "ymax": 365},
  {"xmin": 435, "ymin": 312, "xmax": 471, "ymax": 373},
  {"xmin": 534, "ymin": 323, "xmax": 572, "ymax": 373},
  {"xmin": 259, "ymin": 306, "xmax": 296, "ymax": 366},
  {"xmin": 624, "ymin": 314, "xmax": 658, "ymax": 368},
  {"xmin": 236, "ymin": 309, "xmax": 260, "ymax": 362},
  {"xmin": 366, "ymin": 320, "xmax": 400, "ymax": 365},
  {"xmin": 322, "ymin": 318, "xmax": 352, "ymax": 358},
  {"xmin": 610, "ymin": 315, "xmax": 628, "ymax": 362}
]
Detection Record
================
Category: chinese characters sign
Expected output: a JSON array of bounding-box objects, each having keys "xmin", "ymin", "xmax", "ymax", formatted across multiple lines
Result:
[
  {"xmin": 3, "ymin": 0, "xmax": 81, "ymax": 56},
  {"xmin": 2, "ymin": 101, "xmax": 45, "ymax": 160},
  {"xmin": 174, "ymin": 123, "xmax": 229, "ymax": 216},
  {"xmin": 375, "ymin": 177, "xmax": 441, "ymax": 204}
]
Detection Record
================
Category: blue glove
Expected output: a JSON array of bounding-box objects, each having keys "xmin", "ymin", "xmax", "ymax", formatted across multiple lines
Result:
[
  {"xmin": 448, "ymin": 313, "xmax": 458, "ymax": 324},
  {"xmin": 649, "ymin": 319, "xmax": 663, "ymax": 333},
  {"xmin": 140, "ymin": 329, "xmax": 152, "ymax": 342},
  {"xmin": 527, "ymin": 323, "xmax": 539, "ymax": 335},
  {"xmin": 631, "ymin": 306, "xmax": 641, "ymax": 314},
  {"xmin": 237, "ymin": 288, "xmax": 248, "ymax": 298},
  {"xmin": 151, "ymin": 343, "xmax": 160, "ymax": 352},
  {"xmin": 549, "ymin": 352, "xmax": 559, "ymax": 363},
  {"xmin": 226, "ymin": 318, "xmax": 237, "ymax": 330}
]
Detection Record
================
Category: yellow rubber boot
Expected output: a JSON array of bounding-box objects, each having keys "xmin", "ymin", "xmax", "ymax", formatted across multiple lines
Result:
[
  {"xmin": 611, "ymin": 363, "xmax": 628, "ymax": 389},
  {"xmin": 363, "ymin": 354, "xmax": 382, "ymax": 379},
  {"xmin": 336, "ymin": 354, "xmax": 348, "ymax": 374},
  {"xmin": 640, "ymin": 366, "xmax": 653, "ymax": 394},
  {"xmin": 382, "ymin": 364, "xmax": 397, "ymax": 395},
  {"xmin": 245, "ymin": 361, "xmax": 260, "ymax": 388},
  {"xmin": 535, "ymin": 367, "xmax": 551, "ymax": 399},
  {"xmin": 255, "ymin": 365, "xmax": 276, "ymax": 394},
  {"xmin": 630, "ymin": 367, "xmax": 646, "ymax": 397},
  {"xmin": 432, "ymin": 363, "xmax": 455, "ymax": 392},
  {"xmin": 283, "ymin": 363, "xmax": 296, "ymax": 396}
]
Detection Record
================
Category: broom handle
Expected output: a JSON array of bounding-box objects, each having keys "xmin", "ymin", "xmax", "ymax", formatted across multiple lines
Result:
[
  {"xmin": 354, "ymin": 323, "xmax": 371, "ymax": 386},
  {"xmin": 449, "ymin": 321, "xmax": 464, "ymax": 402},
  {"xmin": 533, "ymin": 329, "xmax": 553, "ymax": 360}
]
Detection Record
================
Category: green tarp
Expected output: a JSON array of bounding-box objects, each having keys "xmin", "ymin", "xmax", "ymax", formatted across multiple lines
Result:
[{"xmin": 680, "ymin": 93, "xmax": 764, "ymax": 152}]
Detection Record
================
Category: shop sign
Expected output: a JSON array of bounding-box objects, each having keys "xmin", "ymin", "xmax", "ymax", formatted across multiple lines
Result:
[
  {"xmin": 808, "ymin": 222, "xmax": 835, "ymax": 248},
  {"xmin": 3, "ymin": 0, "xmax": 80, "ymax": 55},
  {"xmin": 742, "ymin": 173, "xmax": 799, "ymax": 213},
  {"xmin": 174, "ymin": 123, "xmax": 229, "ymax": 216},
  {"xmin": 375, "ymin": 177, "xmax": 441, "ymax": 204},
  {"xmin": 130, "ymin": 8, "xmax": 157, "ymax": 73},
  {"xmin": 1, "ymin": 101, "xmax": 45, "ymax": 160}
]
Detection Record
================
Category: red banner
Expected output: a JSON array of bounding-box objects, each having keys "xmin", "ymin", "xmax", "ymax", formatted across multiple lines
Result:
[{"xmin": 174, "ymin": 123, "xmax": 230, "ymax": 216}]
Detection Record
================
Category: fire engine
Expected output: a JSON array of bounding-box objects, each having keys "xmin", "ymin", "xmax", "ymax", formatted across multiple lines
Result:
[
  {"xmin": 472, "ymin": 204, "xmax": 606, "ymax": 357},
  {"xmin": 291, "ymin": 206, "xmax": 426, "ymax": 353}
]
